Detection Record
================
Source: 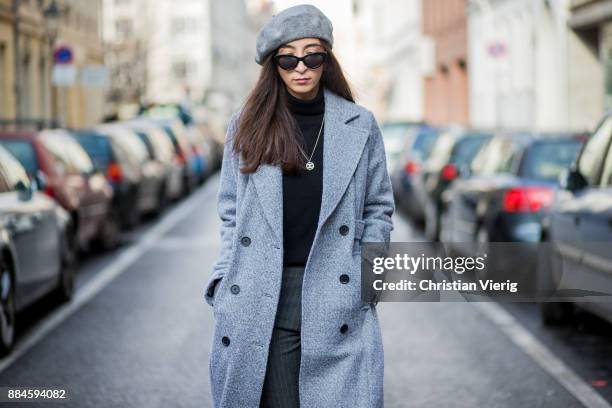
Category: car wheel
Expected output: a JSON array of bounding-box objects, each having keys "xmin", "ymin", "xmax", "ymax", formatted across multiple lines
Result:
[
  {"xmin": 439, "ymin": 208, "xmax": 452, "ymax": 243},
  {"xmin": 54, "ymin": 232, "xmax": 76, "ymax": 303},
  {"xmin": 0, "ymin": 257, "xmax": 15, "ymax": 357},
  {"xmin": 540, "ymin": 302, "xmax": 574, "ymax": 326},
  {"xmin": 424, "ymin": 204, "xmax": 438, "ymax": 242},
  {"xmin": 125, "ymin": 189, "xmax": 141, "ymax": 229},
  {"xmin": 474, "ymin": 224, "xmax": 490, "ymax": 280},
  {"xmin": 154, "ymin": 183, "xmax": 168, "ymax": 216},
  {"xmin": 183, "ymin": 173, "xmax": 194, "ymax": 197},
  {"xmin": 94, "ymin": 210, "xmax": 121, "ymax": 252}
]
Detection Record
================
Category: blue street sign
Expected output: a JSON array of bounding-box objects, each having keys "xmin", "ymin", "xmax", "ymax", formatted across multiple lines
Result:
[{"xmin": 54, "ymin": 46, "xmax": 73, "ymax": 64}]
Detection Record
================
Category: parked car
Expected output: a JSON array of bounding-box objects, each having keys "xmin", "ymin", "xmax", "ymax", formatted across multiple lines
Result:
[
  {"xmin": 0, "ymin": 129, "xmax": 117, "ymax": 252},
  {"xmin": 391, "ymin": 125, "xmax": 441, "ymax": 221},
  {"xmin": 184, "ymin": 125, "xmax": 210, "ymax": 185},
  {"xmin": 420, "ymin": 127, "xmax": 493, "ymax": 241},
  {"xmin": 195, "ymin": 121, "xmax": 223, "ymax": 172},
  {"xmin": 381, "ymin": 121, "xmax": 424, "ymax": 175},
  {"xmin": 440, "ymin": 131, "xmax": 584, "ymax": 245},
  {"xmin": 0, "ymin": 144, "xmax": 75, "ymax": 356},
  {"xmin": 120, "ymin": 119, "xmax": 185, "ymax": 205},
  {"xmin": 539, "ymin": 113, "xmax": 612, "ymax": 325},
  {"xmin": 145, "ymin": 118, "xmax": 199, "ymax": 197},
  {"xmin": 71, "ymin": 124, "xmax": 167, "ymax": 227}
]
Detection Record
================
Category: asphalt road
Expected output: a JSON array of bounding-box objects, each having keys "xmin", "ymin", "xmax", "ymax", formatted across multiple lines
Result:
[{"xmin": 1, "ymin": 173, "xmax": 611, "ymax": 407}]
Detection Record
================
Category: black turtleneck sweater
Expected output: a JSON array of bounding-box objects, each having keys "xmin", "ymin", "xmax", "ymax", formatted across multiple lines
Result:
[{"xmin": 282, "ymin": 85, "xmax": 325, "ymax": 266}]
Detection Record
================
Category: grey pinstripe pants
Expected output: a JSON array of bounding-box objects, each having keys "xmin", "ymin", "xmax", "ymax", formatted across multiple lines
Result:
[{"xmin": 259, "ymin": 266, "xmax": 304, "ymax": 408}]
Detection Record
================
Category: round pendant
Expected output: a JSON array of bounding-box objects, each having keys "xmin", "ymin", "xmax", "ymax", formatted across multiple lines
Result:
[{"xmin": 305, "ymin": 161, "xmax": 315, "ymax": 171}]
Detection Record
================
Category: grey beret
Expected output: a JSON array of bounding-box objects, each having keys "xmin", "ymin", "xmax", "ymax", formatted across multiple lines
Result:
[{"xmin": 255, "ymin": 4, "xmax": 334, "ymax": 65}]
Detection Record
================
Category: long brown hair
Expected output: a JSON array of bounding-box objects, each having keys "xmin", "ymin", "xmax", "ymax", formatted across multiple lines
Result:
[{"xmin": 233, "ymin": 39, "xmax": 354, "ymax": 174}]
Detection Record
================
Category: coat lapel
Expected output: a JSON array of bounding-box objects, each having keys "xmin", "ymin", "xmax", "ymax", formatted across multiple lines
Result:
[
  {"xmin": 251, "ymin": 87, "xmax": 369, "ymax": 246},
  {"xmin": 318, "ymin": 88, "xmax": 369, "ymax": 229}
]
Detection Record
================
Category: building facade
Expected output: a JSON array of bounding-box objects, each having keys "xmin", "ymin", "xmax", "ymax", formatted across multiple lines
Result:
[
  {"xmin": 467, "ymin": 0, "xmax": 594, "ymax": 132},
  {"xmin": 422, "ymin": 0, "xmax": 469, "ymax": 126},
  {"xmin": 103, "ymin": 0, "xmax": 213, "ymax": 106},
  {"xmin": 568, "ymin": 0, "xmax": 612, "ymax": 127},
  {"xmin": 0, "ymin": 0, "xmax": 104, "ymax": 128},
  {"xmin": 353, "ymin": 0, "xmax": 425, "ymax": 122}
]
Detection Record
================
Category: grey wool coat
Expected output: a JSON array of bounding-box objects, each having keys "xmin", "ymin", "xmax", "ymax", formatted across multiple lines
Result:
[{"xmin": 203, "ymin": 87, "xmax": 395, "ymax": 408}]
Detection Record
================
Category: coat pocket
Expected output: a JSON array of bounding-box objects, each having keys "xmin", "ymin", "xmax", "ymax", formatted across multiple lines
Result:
[
  {"xmin": 352, "ymin": 218, "xmax": 366, "ymax": 255},
  {"xmin": 211, "ymin": 276, "xmax": 230, "ymax": 317}
]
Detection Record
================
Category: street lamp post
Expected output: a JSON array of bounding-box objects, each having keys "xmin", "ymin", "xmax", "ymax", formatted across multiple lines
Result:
[
  {"xmin": 12, "ymin": 0, "xmax": 21, "ymax": 124},
  {"xmin": 44, "ymin": 0, "xmax": 61, "ymax": 128}
]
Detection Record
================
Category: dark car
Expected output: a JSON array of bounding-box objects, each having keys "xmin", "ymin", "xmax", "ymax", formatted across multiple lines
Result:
[
  {"xmin": 440, "ymin": 131, "xmax": 584, "ymax": 245},
  {"xmin": 391, "ymin": 125, "xmax": 440, "ymax": 221},
  {"xmin": 539, "ymin": 113, "xmax": 612, "ymax": 325},
  {"xmin": 0, "ymin": 129, "xmax": 117, "ymax": 252},
  {"xmin": 121, "ymin": 119, "xmax": 185, "ymax": 205},
  {"xmin": 71, "ymin": 124, "xmax": 167, "ymax": 228},
  {"xmin": 0, "ymin": 144, "xmax": 75, "ymax": 356},
  {"xmin": 420, "ymin": 127, "xmax": 492, "ymax": 240},
  {"xmin": 381, "ymin": 121, "xmax": 424, "ymax": 176},
  {"xmin": 146, "ymin": 118, "xmax": 199, "ymax": 197}
]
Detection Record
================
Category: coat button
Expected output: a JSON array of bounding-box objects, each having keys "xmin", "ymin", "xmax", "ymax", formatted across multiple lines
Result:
[
  {"xmin": 240, "ymin": 236, "xmax": 251, "ymax": 246},
  {"xmin": 340, "ymin": 324, "xmax": 349, "ymax": 334},
  {"xmin": 230, "ymin": 284, "xmax": 240, "ymax": 294},
  {"xmin": 339, "ymin": 225, "xmax": 349, "ymax": 236},
  {"xmin": 339, "ymin": 274, "xmax": 350, "ymax": 284},
  {"xmin": 222, "ymin": 336, "xmax": 230, "ymax": 346}
]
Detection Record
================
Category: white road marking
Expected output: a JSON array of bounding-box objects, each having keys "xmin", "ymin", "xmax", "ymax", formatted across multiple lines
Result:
[
  {"xmin": 0, "ymin": 179, "xmax": 218, "ymax": 374},
  {"xmin": 473, "ymin": 302, "xmax": 612, "ymax": 408},
  {"xmin": 151, "ymin": 236, "xmax": 218, "ymax": 250}
]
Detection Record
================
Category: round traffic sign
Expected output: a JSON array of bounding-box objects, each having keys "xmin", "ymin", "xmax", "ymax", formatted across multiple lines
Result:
[{"xmin": 54, "ymin": 46, "xmax": 73, "ymax": 64}]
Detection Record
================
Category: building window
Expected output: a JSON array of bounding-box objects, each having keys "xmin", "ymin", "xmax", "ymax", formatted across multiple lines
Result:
[
  {"xmin": 115, "ymin": 19, "xmax": 133, "ymax": 38},
  {"xmin": 172, "ymin": 60, "xmax": 196, "ymax": 80},
  {"xmin": 21, "ymin": 53, "xmax": 32, "ymax": 118},
  {"xmin": 39, "ymin": 58, "xmax": 47, "ymax": 118},
  {"xmin": 171, "ymin": 17, "xmax": 198, "ymax": 36},
  {"xmin": 172, "ymin": 61, "xmax": 188, "ymax": 79},
  {"xmin": 0, "ymin": 43, "xmax": 5, "ymax": 117}
]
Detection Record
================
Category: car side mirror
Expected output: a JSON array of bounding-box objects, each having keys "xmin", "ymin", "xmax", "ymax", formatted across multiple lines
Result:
[
  {"xmin": 34, "ymin": 170, "xmax": 47, "ymax": 191},
  {"xmin": 459, "ymin": 164, "xmax": 471, "ymax": 178},
  {"xmin": 559, "ymin": 167, "xmax": 587, "ymax": 192},
  {"xmin": 15, "ymin": 180, "xmax": 33, "ymax": 201}
]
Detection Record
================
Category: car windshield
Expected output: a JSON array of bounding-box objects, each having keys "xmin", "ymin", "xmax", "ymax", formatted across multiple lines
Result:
[
  {"xmin": 0, "ymin": 139, "xmax": 38, "ymax": 175},
  {"xmin": 450, "ymin": 134, "xmax": 490, "ymax": 165},
  {"xmin": 72, "ymin": 132, "xmax": 112, "ymax": 170},
  {"xmin": 411, "ymin": 128, "xmax": 439, "ymax": 159},
  {"xmin": 382, "ymin": 123, "xmax": 411, "ymax": 155},
  {"xmin": 520, "ymin": 140, "xmax": 583, "ymax": 182}
]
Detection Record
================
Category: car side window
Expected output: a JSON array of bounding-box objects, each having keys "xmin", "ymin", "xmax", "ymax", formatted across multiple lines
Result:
[
  {"xmin": 65, "ymin": 138, "xmax": 94, "ymax": 174},
  {"xmin": 495, "ymin": 140, "xmax": 518, "ymax": 174},
  {"xmin": 577, "ymin": 116, "xmax": 612, "ymax": 186},
  {"xmin": 0, "ymin": 146, "xmax": 30, "ymax": 192},
  {"xmin": 600, "ymin": 140, "xmax": 612, "ymax": 187},
  {"xmin": 41, "ymin": 133, "xmax": 76, "ymax": 175}
]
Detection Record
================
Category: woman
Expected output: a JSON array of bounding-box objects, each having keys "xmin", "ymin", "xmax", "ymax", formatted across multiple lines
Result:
[{"xmin": 204, "ymin": 4, "xmax": 394, "ymax": 408}]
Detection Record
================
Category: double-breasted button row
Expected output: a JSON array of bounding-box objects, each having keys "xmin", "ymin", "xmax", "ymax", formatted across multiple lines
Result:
[
  {"xmin": 339, "ymin": 225, "xmax": 350, "ymax": 236},
  {"xmin": 222, "ymin": 336, "xmax": 230, "ymax": 346},
  {"xmin": 240, "ymin": 236, "xmax": 251, "ymax": 246}
]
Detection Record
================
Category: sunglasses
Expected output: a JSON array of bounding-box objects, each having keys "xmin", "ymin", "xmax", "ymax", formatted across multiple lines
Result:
[{"xmin": 273, "ymin": 52, "xmax": 328, "ymax": 70}]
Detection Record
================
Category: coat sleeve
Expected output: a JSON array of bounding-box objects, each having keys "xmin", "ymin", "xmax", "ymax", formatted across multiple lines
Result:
[
  {"xmin": 361, "ymin": 110, "xmax": 396, "ymax": 304},
  {"xmin": 362, "ymin": 110, "xmax": 395, "ymax": 244},
  {"xmin": 203, "ymin": 112, "xmax": 241, "ymax": 307}
]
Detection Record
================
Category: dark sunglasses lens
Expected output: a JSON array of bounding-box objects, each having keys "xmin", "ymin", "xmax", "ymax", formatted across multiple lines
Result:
[
  {"xmin": 277, "ymin": 56, "xmax": 298, "ymax": 70},
  {"xmin": 304, "ymin": 53, "xmax": 325, "ymax": 68}
]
